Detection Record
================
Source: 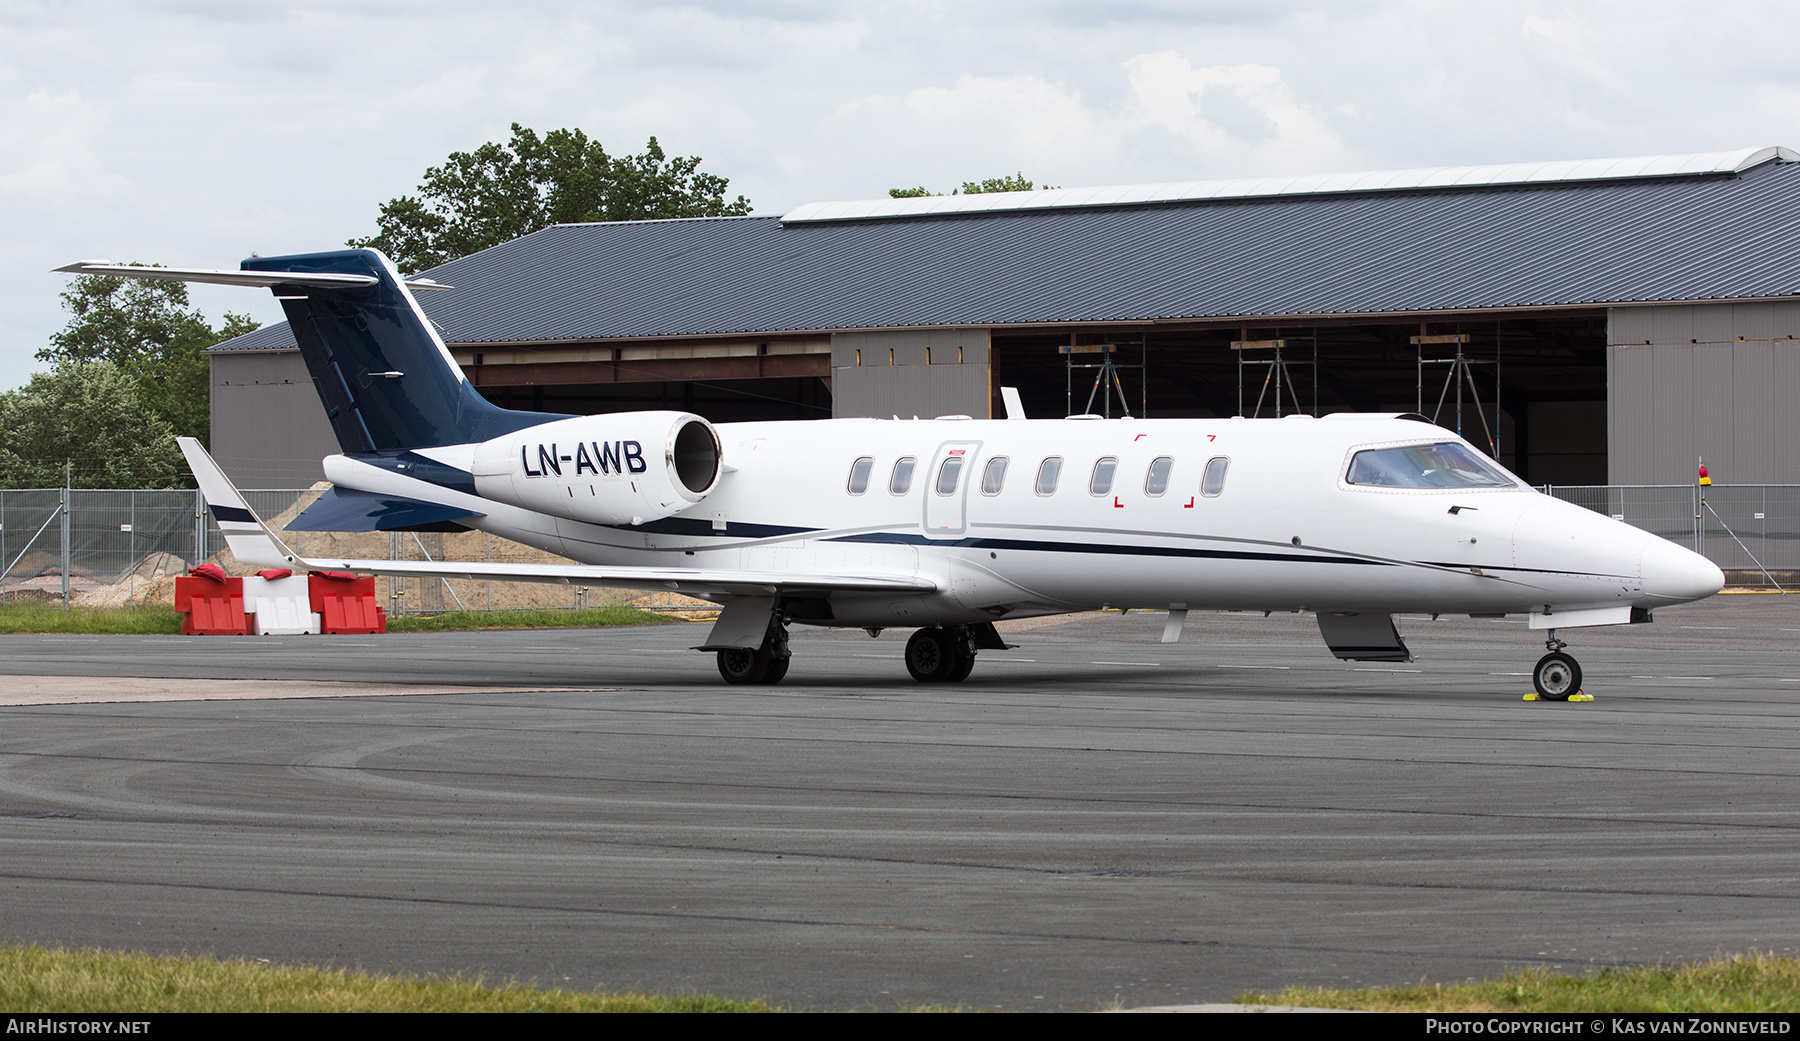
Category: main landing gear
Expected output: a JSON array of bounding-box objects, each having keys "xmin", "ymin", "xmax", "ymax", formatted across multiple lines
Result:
[
  {"xmin": 904, "ymin": 625, "xmax": 981, "ymax": 683},
  {"xmin": 716, "ymin": 616, "xmax": 790, "ymax": 685},
  {"xmin": 713, "ymin": 616, "xmax": 1006, "ymax": 686},
  {"xmin": 1531, "ymin": 629, "xmax": 1583, "ymax": 701}
]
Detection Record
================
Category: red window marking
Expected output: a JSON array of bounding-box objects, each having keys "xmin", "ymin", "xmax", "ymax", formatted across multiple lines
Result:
[
  {"xmin": 1183, "ymin": 497, "xmax": 1195, "ymax": 508},
  {"xmin": 1113, "ymin": 496, "xmax": 1124, "ymax": 508}
]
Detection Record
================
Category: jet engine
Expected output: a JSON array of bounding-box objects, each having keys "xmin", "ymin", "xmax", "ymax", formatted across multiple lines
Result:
[{"xmin": 471, "ymin": 411, "xmax": 722, "ymax": 526}]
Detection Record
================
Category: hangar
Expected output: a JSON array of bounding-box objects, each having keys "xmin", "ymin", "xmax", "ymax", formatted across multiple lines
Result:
[{"xmin": 211, "ymin": 146, "xmax": 1800, "ymax": 489}]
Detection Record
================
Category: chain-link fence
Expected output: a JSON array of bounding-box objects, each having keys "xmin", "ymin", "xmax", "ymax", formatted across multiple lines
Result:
[
  {"xmin": 1545, "ymin": 485, "xmax": 1800, "ymax": 577},
  {"xmin": 0, "ymin": 487, "xmax": 711, "ymax": 615}
]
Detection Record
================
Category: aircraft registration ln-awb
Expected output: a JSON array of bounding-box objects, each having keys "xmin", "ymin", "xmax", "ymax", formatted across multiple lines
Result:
[{"xmin": 56, "ymin": 251, "xmax": 1724, "ymax": 698}]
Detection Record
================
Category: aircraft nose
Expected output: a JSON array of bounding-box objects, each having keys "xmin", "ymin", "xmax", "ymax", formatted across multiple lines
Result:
[{"xmin": 1640, "ymin": 537, "xmax": 1725, "ymax": 603}]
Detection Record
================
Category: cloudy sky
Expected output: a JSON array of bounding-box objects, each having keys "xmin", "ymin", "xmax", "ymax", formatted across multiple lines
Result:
[{"xmin": 4, "ymin": 0, "xmax": 1798, "ymax": 388}]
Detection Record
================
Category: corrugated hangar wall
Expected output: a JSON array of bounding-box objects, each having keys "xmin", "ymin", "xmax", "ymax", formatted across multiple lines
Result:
[
  {"xmin": 831, "ymin": 329, "xmax": 993, "ymax": 419},
  {"xmin": 210, "ymin": 351, "xmax": 339, "ymax": 487},
  {"xmin": 1608, "ymin": 301, "xmax": 1800, "ymax": 485}
]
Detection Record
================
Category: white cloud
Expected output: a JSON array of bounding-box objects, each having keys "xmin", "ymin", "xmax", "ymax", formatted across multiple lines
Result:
[
  {"xmin": 1123, "ymin": 53, "xmax": 1356, "ymax": 175},
  {"xmin": 1520, "ymin": 12, "xmax": 1590, "ymax": 46}
]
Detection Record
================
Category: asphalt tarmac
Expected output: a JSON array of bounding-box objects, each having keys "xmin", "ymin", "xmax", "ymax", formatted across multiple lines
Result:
[{"xmin": 0, "ymin": 595, "xmax": 1796, "ymax": 1010}]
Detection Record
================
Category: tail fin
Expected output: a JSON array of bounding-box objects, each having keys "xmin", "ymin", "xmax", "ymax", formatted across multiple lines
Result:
[{"xmin": 240, "ymin": 248, "xmax": 567, "ymax": 452}]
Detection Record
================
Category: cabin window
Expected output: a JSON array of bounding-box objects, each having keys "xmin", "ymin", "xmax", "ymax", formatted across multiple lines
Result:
[
  {"xmin": 981, "ymin": 457, "xmax": 1008, "ymax": 495},
  {"xmin": 1145, "ymin": 457, "xmax": 1173, "ymax": 496},
  {"xmin": 890, "ymin": 457, "xmax": 916, "ymax": 495},
  {"xmin": 847, "ymin": 457, "xmax": 874, "ymax": 495},
  {"xmin": 935, "ymin": 456, "xmax": 965, "ymax": 495},
  {"xmin": 1035, "ymin": 457, "xmax": 1062, "ymax": 495},
  {"xmin": 1345, "ymin": 443, "xmax": 1513, "ymax": 489},
  {"xmin": 1201, "ymin": 456, "xmax": 1230, "ymax": 497},
  {"xmin": 1090, "ymin": 457, "xmax": 1118, "ymax": 496}
]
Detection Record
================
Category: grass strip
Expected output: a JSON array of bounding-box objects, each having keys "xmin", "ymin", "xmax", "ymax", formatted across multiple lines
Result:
[
  {"xmin": 0, "ymin": 944, "xmax": 769, "ymax": 1013},
  {"xmin": 0, "ymin": 604, "xmax": 182, "ymax": 634},
  {"xmin": 0, "ymin": 603, "xmax": 675, "ymax": 634},
  {"xmin": 1242, "ymin": 953, "xmax": 1800, "ymax": 1012},
  {"xmin": 384, "ymin": 605, "xmax": 676, "ymax": 631}
]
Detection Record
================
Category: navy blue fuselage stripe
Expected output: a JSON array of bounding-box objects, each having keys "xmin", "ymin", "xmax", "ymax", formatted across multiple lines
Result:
[
  {"xmin": 827, "ymin": 531, "xmax": 1389, "ymax": 566},
  {"xmin": 209, "ymin": 504, "xmax": 255, "ymax": 523},
  {"xmin": 610, "ymin": 516, "xmax": 819, "ymax": 538},
  {"xmin": 1417, "ymin": 560, "xmax": 1633, "ymax": 578}
]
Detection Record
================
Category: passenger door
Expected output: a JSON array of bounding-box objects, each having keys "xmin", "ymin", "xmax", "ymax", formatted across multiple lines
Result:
[{"xmin": 922, "ymin": 441, "xmax": 981, "ymax": 538}]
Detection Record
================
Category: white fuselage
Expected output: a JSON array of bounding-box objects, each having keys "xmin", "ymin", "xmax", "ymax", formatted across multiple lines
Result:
[{"xmin": 328, "ymin": 414, "xmax": 1723, "ymax": 630}]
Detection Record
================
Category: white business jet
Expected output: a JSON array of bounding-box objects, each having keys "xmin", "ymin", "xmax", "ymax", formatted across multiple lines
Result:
[{"xmin": 57, "ymin": 251, "xmax": 1724, "ymax": 698}]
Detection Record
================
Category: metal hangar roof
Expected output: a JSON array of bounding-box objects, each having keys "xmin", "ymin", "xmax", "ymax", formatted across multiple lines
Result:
[{"xmin": 214, "ymin": 146, "xmax": 1800, "ymax": 354}]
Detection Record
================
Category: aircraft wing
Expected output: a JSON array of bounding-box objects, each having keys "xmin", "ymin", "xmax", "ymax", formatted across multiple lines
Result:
[{"xmin": 177, "ymin": 438, "xmax": 936, "ymax": 600}]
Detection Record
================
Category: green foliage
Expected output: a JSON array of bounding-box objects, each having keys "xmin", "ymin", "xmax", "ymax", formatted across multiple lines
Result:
[
  {"xmin": 887, "ymin": 173, "xmax": 1052, "ymax": 199},
  {"xmin": 0, "ymin": 944, "xmax": 772, "ymax": 1012},
  {"xmin": 350, "ymin": 124, "xmax": 754, "ymax": 272},
  {"xmin": 962, "ymin": 172, "xmax": 1041, "ymax": 194},
  {"xmin": 0, "ymin": 362, "xmax": 187, "ymax": 488},
  {"xmin": 36, "ymin": 270, "xmax": 259, "ymax": 445}
]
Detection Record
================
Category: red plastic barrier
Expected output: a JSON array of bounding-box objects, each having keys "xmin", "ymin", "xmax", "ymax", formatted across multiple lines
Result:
[
  {"xmin": 175, "ymin": 575, "xmax": 248, "ymax": 636},
  {"xmin": 307, "ymin": 572, "xmax": 387, "ymax": 634}
]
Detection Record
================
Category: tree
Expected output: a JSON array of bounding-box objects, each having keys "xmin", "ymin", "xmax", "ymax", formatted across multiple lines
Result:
[
  {"xmin": 350, "ymin": 124, "xmax": 754, "ymax": 273},
  {"xmin": 888, "ymin": 173, "xmax": 1052, "ymax": 198},
  {"xmin": 0, "ymin": 362, "xmax": 186, "ymax": 488},
  {"xmin": 37, "ymin": 270, "xmax": 258, "ymax": 446}
]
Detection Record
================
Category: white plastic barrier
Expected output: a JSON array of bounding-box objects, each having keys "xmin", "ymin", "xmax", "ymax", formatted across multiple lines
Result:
[{"xmin": 242, "ymin": 574, "xmax": 321, "ymax": 635}]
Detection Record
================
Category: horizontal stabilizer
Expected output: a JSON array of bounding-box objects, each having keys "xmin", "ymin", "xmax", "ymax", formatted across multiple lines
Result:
[
  {"xmin": 286, "ymin": 487, "xmax": 485, "ymax": 533},
  {"xmin": 53, "ymin": 261, "xmax": 451, "ymax": 291},
  {"xmin": 179, "ymin": 438, "xmax": 937, "ymax": 600}
]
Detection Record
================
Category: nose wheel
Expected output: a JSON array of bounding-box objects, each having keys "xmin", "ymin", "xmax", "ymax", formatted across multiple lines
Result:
[
  {"xmin": 1530, "ymin": 628, "xmax": 1582, "ymax": 701},
  {"xmin": 1532, "ymin": 651, "xmax": 1582, "ymax": 700}
]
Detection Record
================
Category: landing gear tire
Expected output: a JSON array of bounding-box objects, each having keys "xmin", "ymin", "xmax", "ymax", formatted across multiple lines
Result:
[
  {"xmin": 905, "ymin": 627, "xmax": 954, "ymax": 682},
  {"xmin": 718, "ymin": 647, "xmax": 770, "ymax": 685},
  {"xmin": 760, "ymin": 654, "xmax": 790, "ymax": 684},
  {"xmin": 905, "ymin": 626, "xmax": 977, "ymax": 683},
  {"xmin": 1533, "ymin": 651, "xmax": 1581, "ymax": 701}
]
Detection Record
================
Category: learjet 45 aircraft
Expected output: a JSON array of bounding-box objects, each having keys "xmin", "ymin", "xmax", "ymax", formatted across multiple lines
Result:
[{"xmin": 57, "ymin": 250, "xmax": 1725, "ymax": 698}]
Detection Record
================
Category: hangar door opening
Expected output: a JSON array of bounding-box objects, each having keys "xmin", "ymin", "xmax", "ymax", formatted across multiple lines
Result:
[{"xmin": 989, "ymin": 312, "xmax": 1607, "ymax": 485}]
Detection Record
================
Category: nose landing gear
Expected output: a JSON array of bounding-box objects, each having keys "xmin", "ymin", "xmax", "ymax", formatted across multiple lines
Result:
[{"xmin": 1531, "ymin": 629, "xmax": 1583, "ymax": 701}]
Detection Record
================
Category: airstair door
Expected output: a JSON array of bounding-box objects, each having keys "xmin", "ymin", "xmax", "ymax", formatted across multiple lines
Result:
[{"xmin": 922, "ymin": 441, "xmax": 981, "ymax": 539}]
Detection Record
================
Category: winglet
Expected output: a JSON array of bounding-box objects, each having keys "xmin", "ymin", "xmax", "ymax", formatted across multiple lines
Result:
[{"xmin": 177, "ymin": 437, "xmax": 303, "ymax": 569}]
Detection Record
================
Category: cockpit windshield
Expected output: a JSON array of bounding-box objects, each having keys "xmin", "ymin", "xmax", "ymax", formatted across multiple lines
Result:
[{"xmin": 1346, "ymin": 442, "xmax": 1517, "ymax": 489}]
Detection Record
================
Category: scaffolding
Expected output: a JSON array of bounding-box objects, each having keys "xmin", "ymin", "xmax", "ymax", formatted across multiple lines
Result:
[
  {"xmin": 1231, "ymin": 337, "xmax": 1317, "ymax": 417},
  {"xmin": 1061, "ymin": 338, "xmax": 1145, "ymax": 418},
  {"xmin": 1413, "ymin": 333, "xmax": 1500, "ymax": 458}
]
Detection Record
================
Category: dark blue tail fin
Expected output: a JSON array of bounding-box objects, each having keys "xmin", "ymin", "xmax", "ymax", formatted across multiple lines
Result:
[{"xmin": 242, "ymin": 249, "xmax": 566, "ymax": 452}]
